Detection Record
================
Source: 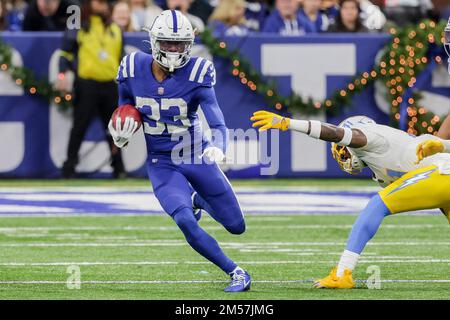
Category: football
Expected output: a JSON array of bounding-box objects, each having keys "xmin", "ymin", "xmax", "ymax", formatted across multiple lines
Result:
[{"xmin": 111, "ymin": 104, "xmax": 142, "ymax": 132}]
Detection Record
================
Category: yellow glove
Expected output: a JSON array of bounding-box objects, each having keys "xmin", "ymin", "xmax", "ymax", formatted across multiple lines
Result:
[
  {"xmin": 250, "ymin": 110, "xmax": 290, "ymax": 132},
  {"xmin": 416, "ymin": 140, "xmax": 444, "ymax": 163}
]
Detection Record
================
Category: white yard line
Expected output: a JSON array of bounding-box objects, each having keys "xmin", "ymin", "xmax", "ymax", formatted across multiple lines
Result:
[
  {"xmin": 0, "ymin": 212, "xmax": 442, "ymax": 218},
  {"xmin": 0, "ymin": 224, "xmax": 444, "ymax": 233},
  {"xmin": 1, "ymin": 259, "xmax": 449, "ymax": 266},
  {"xmin": 1, "ymin": 241, "xmax": 449, "ymax": 247},
  {"xmin": 0, "ymin": 279, "xmax": 448, "ymax": 285}
]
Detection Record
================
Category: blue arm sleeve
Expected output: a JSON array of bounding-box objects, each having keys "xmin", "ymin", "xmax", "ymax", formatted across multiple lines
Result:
[
  {"xmin": 197, "ymin": 86, "xmax": 229, "ymax": 152},
  {"xmin": 118, "ymin": 81, "xmax": 135, "ymax": 106}
]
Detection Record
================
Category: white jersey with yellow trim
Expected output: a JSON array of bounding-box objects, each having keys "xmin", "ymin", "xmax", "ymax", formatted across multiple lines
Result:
[{"xmin": 348, "ymin": 122, "xmax": 450, "ymax": 187}]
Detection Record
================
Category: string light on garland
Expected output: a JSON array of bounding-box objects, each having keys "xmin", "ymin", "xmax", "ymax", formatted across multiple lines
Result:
[
  {"xmin": 0, "ymin": 19, "xmax": 446, "ymax": 130},
  {"xmin": 0, "ymin": 38, "xmax": 71, "ymax": 110},
  {"xmin": 372, "ymin": 19, "xmax": 446, "ymax": 134},
  {"xmin": 199, "ymin": 20, "xmax": 446, "ymax": 127}
]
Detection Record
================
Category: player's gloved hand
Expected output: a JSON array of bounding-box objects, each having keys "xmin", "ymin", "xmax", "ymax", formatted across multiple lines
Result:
[
  {"xmin": 416, "ymin": 140, "xmax": 444, "ymax": 163},
  {"xmin": 201, "ymin": 146, "xmax": 226, "ymax": 163},
  {"xmin": 108, "ymin": 116, "xmax": 139, "ymax": 148},
  {"xmin": 250, "ymin": 110, "xmax": 290, "ymax": 132}
]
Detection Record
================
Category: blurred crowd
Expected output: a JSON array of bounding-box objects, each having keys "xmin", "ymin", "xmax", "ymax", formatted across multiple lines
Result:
[{"xmin": 0, "ymin": 0, "xmax": 449, "ymax": 34}]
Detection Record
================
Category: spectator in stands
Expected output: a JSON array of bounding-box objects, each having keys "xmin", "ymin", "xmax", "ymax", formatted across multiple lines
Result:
[
  {"xmin": 244, "ymin": 0, "xmax": 271, "ymax": 31},
  {"xmin": 56, "ymin": 0, "xmax": 125, "ymax": 178},
  {"xmin": 298, "ymin": 0, "xmax": 329, "ymax": 32},
  {"xmin": 112, "ymin": 0, "xmax": 135, "ymax": 31},
  {"xmin": 327, "ymin": 0, "xmax": 368, "ymax": 32},
  {"xmin": 359, "ymin": 0, "xmax": 385, "ymax": 31},
  {"xmin": 143, "ymin": 0, "xmax": 162, "ymax": 28},
  {"xmin": 209, "ymin": 0, "xmax": 249, "ymax": 36},
  {"xmin": 4, "ymin": 0, "xmax": 28, "ymax": 31},
  {"xmin": 166, "ymin": 0, "xmax": 204, "ymax": 32},
  {"xmin": 156, "ymin": 0, "xmax": 213, "ymax": 24},
  {"xmin": 129, "ymin": 0, "xmax": 147, "ymax": 30},
  {"xmin": 23, "ymin": 0, "xmax": 79, "ymax": 31},
  {"xmin": 384, "ymin": 0, "xmax": 435, "ymax": 26},
  {"xmin": 262, "ymin": 0, "xmax": 308, "ymax": 35},
  {"xmin": 188, "ymin": 0, "xmax": 213, "ymax": 24},
  {"xmin": 321, "ymin": 0, "xmax": 339, "ymax": 24}
]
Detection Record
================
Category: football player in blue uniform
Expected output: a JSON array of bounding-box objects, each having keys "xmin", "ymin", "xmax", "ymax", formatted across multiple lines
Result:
[{"xmin": 108, "ymin": 10, "xmax": 251, "ymax": 292}]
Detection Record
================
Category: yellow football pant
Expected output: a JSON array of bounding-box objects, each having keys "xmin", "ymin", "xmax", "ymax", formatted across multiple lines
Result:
[{"xmin": 379, "ymin": 165, "xmax": 450, "ymax": 223}]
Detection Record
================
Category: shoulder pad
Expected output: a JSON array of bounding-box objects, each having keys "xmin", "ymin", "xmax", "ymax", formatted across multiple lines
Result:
[
  {"xmin": 116, "ymin": 51, "xmax": 140, "ymax": 83},
  {"xmin": 187, "ymin": 57, "xmax": 216, "ymax": 87}
]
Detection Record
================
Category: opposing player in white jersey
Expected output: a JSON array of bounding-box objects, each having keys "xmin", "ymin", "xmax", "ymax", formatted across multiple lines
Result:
[{"xmin": 250, "ymin": 111, "xmax": 450, "ymax": 289}]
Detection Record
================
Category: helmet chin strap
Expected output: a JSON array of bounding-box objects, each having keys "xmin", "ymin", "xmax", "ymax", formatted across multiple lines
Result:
[{"xmin": 156, "ymin": 51, "xmax": 183, "ymax": 73}]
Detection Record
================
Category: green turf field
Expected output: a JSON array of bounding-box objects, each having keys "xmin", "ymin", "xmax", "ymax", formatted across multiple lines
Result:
[{"xmin": 0, "ymin": 179, "xmax": 449, "ymax": 300}]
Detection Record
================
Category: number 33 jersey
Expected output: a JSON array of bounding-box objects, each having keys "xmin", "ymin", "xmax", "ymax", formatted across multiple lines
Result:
[{"xmin": 116, "ymin": 51, "xmax": 221, "ymax": 156}]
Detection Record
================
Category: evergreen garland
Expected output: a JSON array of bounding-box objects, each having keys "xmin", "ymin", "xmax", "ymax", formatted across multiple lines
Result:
[
  {"xmin": 0, "ymin": 19, "xmax": 447, "ymax": 135},
  {"xmin": 0, "ymin": 39, "xmax": 72, "ymax": 109},
  {"xmin": 200, "ymin": 19, "xmax": 447, "ymax": 134}
]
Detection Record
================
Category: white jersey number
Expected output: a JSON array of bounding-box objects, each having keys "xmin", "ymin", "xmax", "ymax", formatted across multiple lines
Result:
[{"xmin": 135, "ymin": 97, "xmax": 191, "ymax": 135}]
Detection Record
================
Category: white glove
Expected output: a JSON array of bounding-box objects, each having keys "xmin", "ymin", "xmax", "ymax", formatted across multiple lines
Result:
[
  {"xmin": 108, "ymin": 116, "xmax": 139, "ymax": 148},
  {"xmin": 201, "ymin": 146, "xmax": 226, "ymax": 164}
]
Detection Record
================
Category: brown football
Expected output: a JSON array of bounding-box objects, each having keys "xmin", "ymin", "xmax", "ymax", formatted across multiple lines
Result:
[{"xmin": 111, "ymin": 104, "xmax": 142, "ymax": 132}]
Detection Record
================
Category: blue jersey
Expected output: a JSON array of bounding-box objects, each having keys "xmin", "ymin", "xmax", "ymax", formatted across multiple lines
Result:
[
  {"xmin": 261, "ymin": 9, "xmax": 309, "ymax": 36},
  {"xmin": 116, "ymin": 52, "xmax": 228, "ymax": 156},
  {"xmin": 209, "ymin": 20, "xmax": 249, "ymax": 37},
  {"xmin": 298, "ymin": 10, "xmax": 329, "ymax": 33}
]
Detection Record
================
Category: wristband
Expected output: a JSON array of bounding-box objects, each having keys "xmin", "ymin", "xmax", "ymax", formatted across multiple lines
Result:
[
  {"xmin": 336, "ymin": 127, "xmax": 353, "ymax": 146},
  {"xmin": 309, "ymin": 120, "xmax": 322, "ymax": 139},
  {"xmin": 289, "ymin": 119, "xmax": 309, "ymax": 133},
  {"xmin": 289, "ymin": 119, "xmax": 322, "ymax": 139}
]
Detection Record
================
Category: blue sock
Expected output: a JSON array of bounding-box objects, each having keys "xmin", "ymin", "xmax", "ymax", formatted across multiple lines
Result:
[
  {"xmin": 346, "ymin": 194, "xmax": 391, "ymax": 254},
  {"xmin": 173, "ymin": 207, "xmax": 237, "ymax": 274}
]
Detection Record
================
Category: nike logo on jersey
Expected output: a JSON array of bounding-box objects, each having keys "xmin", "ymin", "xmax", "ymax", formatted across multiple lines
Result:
[{"xmin": 387, "ymin": 168, "xmax": 438, "ymax": 196}]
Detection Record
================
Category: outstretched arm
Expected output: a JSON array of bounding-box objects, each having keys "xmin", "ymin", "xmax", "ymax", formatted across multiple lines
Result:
[
  {"xmin": 197, "ymin": 87, "xmax": 229, "ymax": 153},
  {"xmin": 250, "ymin": 110, "xmax": 367, "ymax": 148},
  {"xmin": 304, "ymin": 121, "xmax": 367, "ymax": 148}
]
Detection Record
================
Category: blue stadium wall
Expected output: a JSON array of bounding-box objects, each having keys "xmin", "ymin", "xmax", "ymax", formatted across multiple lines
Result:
[{"xmin": 0, "ymin": 32, "xmax": 448, "ymax": 178}]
